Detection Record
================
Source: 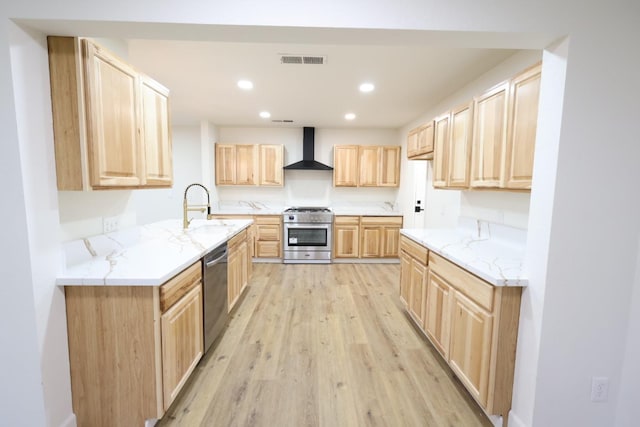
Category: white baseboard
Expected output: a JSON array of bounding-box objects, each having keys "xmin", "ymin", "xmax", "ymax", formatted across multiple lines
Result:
[
  {"xmin": 508, "ymin": 410, "xmax": 527, "ymax": 427},
  {"xmin": 59, "ymin": 413, "xmax": 76, "ymax": 427}
]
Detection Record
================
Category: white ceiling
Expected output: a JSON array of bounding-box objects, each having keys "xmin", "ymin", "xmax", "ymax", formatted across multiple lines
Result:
[
  {"xmin": 128, "ymin": 39, "xmax": 516, "ymax": 128},
  {"xmin": 21, "ymin": 20, "xmax": 552, "ymax": 129}
]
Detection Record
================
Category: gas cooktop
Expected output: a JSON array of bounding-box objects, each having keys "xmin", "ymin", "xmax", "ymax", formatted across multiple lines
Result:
[{"xmin": 283, "ymin": 207, "xmax": 332, "ymax": 213}]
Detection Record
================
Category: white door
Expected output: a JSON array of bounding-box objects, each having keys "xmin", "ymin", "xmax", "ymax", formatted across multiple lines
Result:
[{"xmin": 411, "ymin": 161, "xmax": 427, "ymax": 228}]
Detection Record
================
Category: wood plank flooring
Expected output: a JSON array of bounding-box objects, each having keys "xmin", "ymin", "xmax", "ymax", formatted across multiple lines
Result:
[{"xmin": 157, "ymin": 263, "xmax": 493, "ymax": 427}]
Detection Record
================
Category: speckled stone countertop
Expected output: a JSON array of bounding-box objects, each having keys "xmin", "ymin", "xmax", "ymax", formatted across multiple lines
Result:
[
  {"xmin": 401, "ymin": 218, "xmax": 528, "ymax": 286},
  {"xmin": 57, "ymin": 219, "xmax": 252, "ymax": 286}
]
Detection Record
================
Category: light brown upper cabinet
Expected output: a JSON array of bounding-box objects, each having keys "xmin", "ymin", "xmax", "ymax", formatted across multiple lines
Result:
[
  {"xmin": 470, "ymin": 63, "xmax": 541, "ymax": 190},
  {"xmin": 141, "ymin": 76, "xmax": 173, "ymax": 186},
  {"xmin": 432, "ymin": 113, "xmax": 450, "ymax": 188},
  {"xmin": 447, "ymin": 101, "xmax": 474, "ymax": 188},
  {"xmin": 334, "ymin": 145, "xmax": 401, "ymax": 187},
  {"xmin": 259, "ymin": 144, "xmax": 284, "ymax": 186},
  {"xmin": 333, "ymin": 145, "xmax": 360, "ymax": 187},
  {"xmin": 358, "ymin": 146, "xmax": 381, "ymax": 186},
  {"xmin": 406, "ymin": 121, "xmax": 435, "ymax": 160},
  {"xmin": 470, "ymin": 81, "xmax": 510, "ymax": 188},
  {"xmin": 215, "ymin": 143, "xmax": 281, "ymax": 186},
  {"xmin": 504, "ymin": 63, "xmax": 541, "ymax": 190},
  {"xmin": 432, "ymin": 101, "xmax": 473, "ymax": 189},
  {"xmin": 47, "ymin": 37, "xmax": 172, "ymax": 190}
]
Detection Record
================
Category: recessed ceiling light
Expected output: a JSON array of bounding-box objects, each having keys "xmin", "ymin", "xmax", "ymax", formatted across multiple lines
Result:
[
  {"xmin": 359, "ymin": 82, "xmax": 375, "ymax": 93},
  {"xmin": 259, "ymin": 111, "xmax": 271, "ymax": 119},
  {"xmin": 237, "ymin": 80, "xmax": 254, "ymax": 90},
  {"xmin": 345, "ymin": 113, "xmax": 356, "ymax": 121}
]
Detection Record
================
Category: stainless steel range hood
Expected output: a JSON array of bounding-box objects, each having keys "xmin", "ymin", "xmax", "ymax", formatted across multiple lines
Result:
[{"xmin": 283, "ymin": 127, "xmax": 333, "ymax": 171}]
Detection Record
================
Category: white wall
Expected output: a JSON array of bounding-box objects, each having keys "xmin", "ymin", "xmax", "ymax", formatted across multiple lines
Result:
[
  {"xmin": 132, "ymin": 126, "xmax": 203, "ymax": 224},
  {"xmin": 5, "ymin": 22, "xmax": 70, "ymax": 427},
  {"xmin": 217, "ymin": 127, "xmax": 399, "ymax": 206},
  {"xmin": 2, "ymin": 2, "xmax": 640, "ymax": 427},
  {"xmin": 397, "ymin": 49, "xmax": 542, "ymax": 230}
]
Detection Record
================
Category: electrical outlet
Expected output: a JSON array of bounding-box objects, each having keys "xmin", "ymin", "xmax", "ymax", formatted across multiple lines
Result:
[
  {"xmin": 103, "ymin": 216, "xmax": 119, "ymax": 233},
  {"xmin": 591, "ymin": 376, "xmax": 609, "ymax": 402}
]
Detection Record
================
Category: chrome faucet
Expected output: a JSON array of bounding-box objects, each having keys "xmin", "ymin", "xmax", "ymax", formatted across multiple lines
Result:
[{"xmin": 183, "ymin": 183, "xmax": 214, "ymax": 229}]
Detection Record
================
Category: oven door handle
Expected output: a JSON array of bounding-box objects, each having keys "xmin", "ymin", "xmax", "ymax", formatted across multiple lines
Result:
[{"xmin": 284, "ymin": 223, "xmax": 331, "ymax": 228}]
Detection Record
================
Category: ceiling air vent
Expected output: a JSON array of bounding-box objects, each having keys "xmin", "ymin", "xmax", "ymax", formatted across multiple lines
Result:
[
  {"xmin": 272, "ymin": 119, "xmax": 294, "ymax": 123},
  {"xmin": 280, "ymin": 54, "xmax": 327, "ymax": 65}
]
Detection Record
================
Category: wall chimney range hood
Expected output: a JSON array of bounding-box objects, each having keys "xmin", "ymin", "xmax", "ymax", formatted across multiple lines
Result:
[{"xmin": 284, "ymin": 127, "xmax": 333, "ymax": 171}]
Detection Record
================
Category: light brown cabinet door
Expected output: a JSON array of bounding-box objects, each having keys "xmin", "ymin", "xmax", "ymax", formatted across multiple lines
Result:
[
  {"xmin": 235, "ymin": 144, "xmax": 258, "ymax": 185},
  {"xmin": 227, "ymin": 244, "xmax": 241, "ymax": 310},
  {"xmin": 399, "ymin": 251, "xmax": 412, "ymax": 306},
  {"xmin": 161, "ymin": 284, "xmax": 203, "ymax": 410},
  {"xmin": 447, "ymin": 101, "xmax": 474, "ymax": 188},
  {"xmin": 215, "ymin": 144, "xmax": 236, "ymax": 185},
  {"xmin": 449, "ymin": 290, "xmax": 493, "ymax": 407},
  {"xmin": 409, "ymin": 261, "xmax": 427, "ymax": 325},
  {"xmin": 418, "ymin": 122, "xmax": 435, "ymax": 155},
  {"xmin": 407, "ymin": 128, "xmax": 419, "ymax": 158},
  {"xmin": 333, "ymin": 145, "xmax": 359, "ymax": 186},
  {"xmin": 358, "ymin": 146, "xmax": 380, "ymax": 187},
  {"xmin": 382, "ymin": 226, "xmax": 401, "ymax": 257},
  {"xmin": 470, "ymin": 81, "xmax": 509, "ymax": 189},
  {"xmin": 505, "ymin": 63, "xmax": 541, "ymax": 190},
  {"xmin": 425, "ymin": 271, "xmax": 453, "ymax": 358},
  {"xmin": 140, "ymin": 76, "xmax": 172, "ymax": 186},
  {"xmin": 360, "ymin": 226, "xmax": 382, "ymax": 258},
  {"xmin": 83, "ymin": 40, "xmax": 142, "ymax": 188},
  {"xmin": 259, "ymin": 144, "xmax": 284, "ymax": 186},
  {"xmin": 379, "ymin": 146, "xmax": 401, "ymax": 187},
  {"xmin": 334, "ymin": 225, "xmax": 360, "ymax": 258},
  {"xmin": 433, "ymin": 113, "xmax": 450, "ymax": 188}
]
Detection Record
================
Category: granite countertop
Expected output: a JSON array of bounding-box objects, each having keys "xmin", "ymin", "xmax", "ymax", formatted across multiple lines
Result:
[
  {"xmin": 57, "ymin": 219, "xmax": 252, "ymax": 286},
  {"xmin": 401, "ymin": 219, "xmax": 527, "ymax": 287}
]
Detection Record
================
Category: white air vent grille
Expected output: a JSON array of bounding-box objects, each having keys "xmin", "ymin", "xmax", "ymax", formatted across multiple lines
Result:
[
  {"xmin": 280, "ymin": 54, "xmax": 327, "ymax": 65},
  {"xmin": 272, "ymin": 119, "xmax": 294, "ymax": 123}
]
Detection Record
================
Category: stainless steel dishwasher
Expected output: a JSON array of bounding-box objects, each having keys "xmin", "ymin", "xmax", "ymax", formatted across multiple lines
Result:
[{"xmin": 203, "ymin": 242, "xmax": 228, "ymax": 354}]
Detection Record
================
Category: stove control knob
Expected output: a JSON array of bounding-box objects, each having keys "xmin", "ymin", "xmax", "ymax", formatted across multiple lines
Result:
[{"xmin": 288, "ymin": 215, "xmax": 294, "ymax": 220}]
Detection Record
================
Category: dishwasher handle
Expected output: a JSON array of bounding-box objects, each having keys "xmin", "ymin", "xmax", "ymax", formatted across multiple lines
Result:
[{"xmin": 205, "ymin": 250, "xmax": 227, "ymax": 268}]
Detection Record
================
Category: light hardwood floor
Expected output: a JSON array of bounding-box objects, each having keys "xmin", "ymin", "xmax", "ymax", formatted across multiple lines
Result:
[{"xmin": 158, "ymin": 263, "xmax": 493, "ymax": 427}]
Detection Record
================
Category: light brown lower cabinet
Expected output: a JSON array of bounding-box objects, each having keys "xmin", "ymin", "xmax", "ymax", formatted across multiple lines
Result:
[
  {"xmin": 399, "ymin": 237, "xmax": 523, "ymax": 424},
  {"xmin": 64, "ymin": 261, "xmax": 203, "ymax": 427},
  {"xmin": 334, "ymin": 215, "xmax": 403, "ymax": 259},
  {"xmin": 209, "ymin": 214, "xmax": 281, "ymax": 259},
  {"xmin": 334, "ymin": 216, "xmax": 360, "ymax": 258},
  {"xmin": 254, "ymin": 215, "xmax": 282, "ymax": 258},
  {"xmin": 228, "ymin": 229, "xmax": 251, "ymax": 311}
]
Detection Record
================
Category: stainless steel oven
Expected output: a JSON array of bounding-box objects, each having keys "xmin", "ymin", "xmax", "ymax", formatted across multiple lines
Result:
[{"xmin": 283, "ymin": 207, "xmax": 333, "ymax": 263}]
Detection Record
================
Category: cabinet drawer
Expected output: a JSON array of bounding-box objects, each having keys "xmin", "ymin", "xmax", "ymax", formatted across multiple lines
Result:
[
  {"xmin": 160, "ymin": 261, "xmax": 202, "ymax": 312},
  {"xmin": 256, "ymin": 225, "xmax": 280, "ymax": 241},
  {"xmin": 254, "ymin": 215, "xmax": 281, "ymax": 225},
  {"xmin": 361, "ymin": 216, "xmax": 403, "ymax": 226},
  {"xmin": 335, "ymin": 216, "xmax": 360, "ymax": 225},
  {"xmin": 429, "ymin": 252, "xmax": 494, "ymax": 311},
  {"xmin": 256, "ymin": 241, "xmax": 280, "ymax": 258},
  {"xmin": 228, "ymin": 229, "xmax": 248, "ymax": 249},
  {"xmin": 400, "ymin": 235, "xmax": 429, "ymax": 265}
]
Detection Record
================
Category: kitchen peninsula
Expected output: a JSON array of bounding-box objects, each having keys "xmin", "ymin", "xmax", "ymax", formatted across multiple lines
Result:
[
  {"xmin": 58, "ymin": 219, "xmax": 252, "ymax": 427},
  {"xmin": 399, "ymin": 218, "xmax": 527, "ymax": 425}
]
